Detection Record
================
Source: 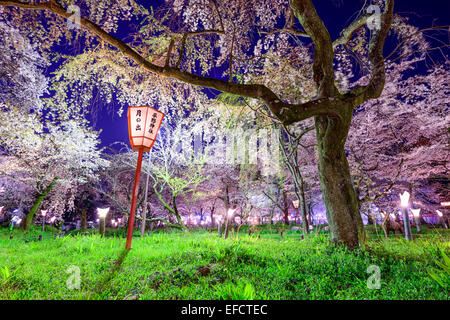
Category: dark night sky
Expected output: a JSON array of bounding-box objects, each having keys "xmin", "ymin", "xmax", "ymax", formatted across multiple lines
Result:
[{"xmin": 89, "ymin": 0, "xmax": 449, "ymax": 150}]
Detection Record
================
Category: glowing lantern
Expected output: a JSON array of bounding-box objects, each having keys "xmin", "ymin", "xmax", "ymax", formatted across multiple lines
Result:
[
  {"xmin": 292, "ymin": 200, "xmax": 300, "ymax": 209},
  {"xmin": 0, "ymin": 206, "xmax": 3, "ymax": 216},
  {"xmin": 97, "ymin": 207, "xmax": 109, "ymax": 237},
  {"xmin": 411, "ymin": 208, "xmax": 422, "ymax": 234},
  {"xmin": 399, "ymin": 191, "xmax": 412, "ymax": 241},
  {"xmin": 126, "ymin": 106, "xmax": 165, "ymax": 250},
  {"xmin": 411, "ymin": 208, "xmax": 421, "ymax": 218},
  {"xmin": 436, "ymin": 210, "xmax": 448, "ymax": 229},
  {"xmin": 41, "ymin": 210, "xmax": 47, "ymax": 234},
  {"xmin": 127, "ymin": 106, "xmax": 164, "ymax": 152},
  {"xmin": 97, "ymin": 207, "xmax": 110, "ymax": 219},
  {"xmin": 399, "ymin": 191, "xmax": 410, "ymax": 208}
]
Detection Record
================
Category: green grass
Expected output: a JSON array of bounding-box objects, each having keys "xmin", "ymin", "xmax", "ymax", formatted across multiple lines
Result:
[{"xmin": 0, "ymin": 225, "xmax": 448, "ymax": 300}]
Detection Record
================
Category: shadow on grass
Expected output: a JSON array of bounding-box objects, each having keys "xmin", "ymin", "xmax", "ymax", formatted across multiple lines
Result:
[{"xmin": 94, "ymin": 248, "xmax": 130, "ymax": 294}]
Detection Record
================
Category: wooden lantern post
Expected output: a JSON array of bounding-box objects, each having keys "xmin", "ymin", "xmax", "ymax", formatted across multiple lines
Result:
[{"xmin": 126, "ymin": 106, "xmax": 164, "ymax": 250}]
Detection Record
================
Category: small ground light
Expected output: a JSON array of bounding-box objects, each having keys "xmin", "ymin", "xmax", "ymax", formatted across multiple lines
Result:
[
  {"xmin": 399, "ymin": 191, "xmax": 412, "ymax": 240},
  {"xmin": 436, "ymin": 210, "xmax": 448, "ymax": 229},
  {"xmin": 224, "ymin": 208, "xmax": 236, "ymax": 239},
  {"xmin": 41, "ymin": 209, "xmax": 47, "ymax": 237},
  {"xmin": 411, "ymin": 208, "xmax": 421, "ymax": 234},
  {"xmin": 97, "ymin": 207, "xmax": 110, "ymax": 237},
  {"xmin": 293, "ymin": 200, "xmax": 301, "ymax": 225},
  {"xmin": 399, "ymin": 191, "xmax": 410, "ymax": 208}
]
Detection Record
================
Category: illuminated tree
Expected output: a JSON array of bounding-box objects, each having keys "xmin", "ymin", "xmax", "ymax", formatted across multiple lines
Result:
[
  {"xmin": 0, "ymin": 106, "xmax": 108, "ymax": 230},
  {"xmin": 0, "ymin": 21, "xmax": 47, "ymax": 111},
  {"xmin": 347, "ymin": 61, "xmax": 449, "ymax": 217}
]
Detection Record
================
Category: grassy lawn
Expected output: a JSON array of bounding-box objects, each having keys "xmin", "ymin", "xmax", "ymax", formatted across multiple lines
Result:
[{"xmin": 0, "ymin": 225, "xmax": 448, "ymax": 300}]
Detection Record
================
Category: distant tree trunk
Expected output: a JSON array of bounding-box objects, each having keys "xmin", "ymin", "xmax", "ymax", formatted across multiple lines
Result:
[
  {"xmin": 153, "ymin": 185, "xmax": 187, "ymax": 231},
  {"xmin": 210, "ymin": 203, "xmax": 216, "ymax": 228},
  {"xmin": 172, "ymin": 195, "xmax": 187, "ymax": 231},
  {"xmin": 224, "ymin": 204, "xmax": 231, "ymax": 239},
  {"xmin": 282, "ymin": 190, "xmax": 290, "ymax": 225},
  {"xmin": 366, "ymin": 214, "xmax": 374, "ymax": 225},
  {"xmin": 80, "ymin": 209, "xmax": 87, "ymax": 231},
  {"xmin": 21, "ymin": 177, "xmax": 58, "ymax": 231},
  {"xmin": 315, "ymin": 109, "xmax": 365, "ymax": 248},
  {"xmin": 299, "ymin": 178, "xmax": 309, "ymax": 234},
  {"xmin": 221, "ymin": 186, "xmax": 233, "ymax": 239},
  {"xmin": 307, "ymin": 203, "xmax": 313, "ymax": 227},
  {"xmin": 278, "ymin": 132, "xmax": 309, "ymax": 234}
]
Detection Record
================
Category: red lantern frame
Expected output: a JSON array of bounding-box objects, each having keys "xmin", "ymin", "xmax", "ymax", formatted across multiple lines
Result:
[{"xmin": 127, "ymin": 106, "xmax": 165, "ymax": 152}]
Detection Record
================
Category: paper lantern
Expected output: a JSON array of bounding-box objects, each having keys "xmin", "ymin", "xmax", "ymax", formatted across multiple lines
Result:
[
  {"xmin": 97, "ymin": 207, "xmax": 110, "ymax": 219},
  {"xmin": 399, "ymin": 191, "xmax": 410, "ymax": 208},
  {"xmin": 411, "ymin": 208, "xmax": 421, "ymax": 218},
  {"xmin": 127, "ymin": 106, "xmax": 165, "ymax": 152}
]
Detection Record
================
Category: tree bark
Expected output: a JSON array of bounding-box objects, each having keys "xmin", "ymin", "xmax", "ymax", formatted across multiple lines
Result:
[
  {"xmin": 80, "ymin": 209, "xmax": 87, "ymax": 231},
  {"xmin": 21, "ymin": 177, "xmax": 58, "ymax": 231},
  {"xmin": 315, "ymin": 109, "xmax": 365, "ymax": 248},
  {"xmin": 282, "ymin": 190, "xmax": 290, "ymax": 225},
  {"xmin": 224, "ymin": 204, "xmax": 231, "ymax": 239},
  {"xmin": 299, "ymin": 177, "xmax": 309, "ymax": 234},
  {"xmin": 172, "ymin": 195, "xmax": 187, "ymax": 231}
]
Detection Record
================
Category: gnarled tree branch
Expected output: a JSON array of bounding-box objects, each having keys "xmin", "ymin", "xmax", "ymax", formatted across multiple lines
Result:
[{"xmin": 0, "ymin": 0, "xmax": 342, "ymax": 125}]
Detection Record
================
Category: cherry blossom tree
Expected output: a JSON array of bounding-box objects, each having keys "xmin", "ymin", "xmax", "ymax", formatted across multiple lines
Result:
[
  {"xmin": 0, "ymin": 105, "xmax": 109, "ymax": 230},
  {"xmin": 347, "ymin": 60, "xmax": 449, "ymax": 220},
  {"xmin": 0, "ymin": 21, "xmax": 48, "ymax": 111}
]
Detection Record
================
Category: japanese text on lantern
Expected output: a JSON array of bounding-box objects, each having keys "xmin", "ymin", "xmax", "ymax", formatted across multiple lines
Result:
[{"xmin": 127, "ymin": 106, "xmax": 164, "ymax": 152}]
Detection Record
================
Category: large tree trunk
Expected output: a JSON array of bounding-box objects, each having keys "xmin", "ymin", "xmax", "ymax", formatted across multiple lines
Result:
[
  {"xmin": 21, "ymin": 177, "xmax": 58, "ymax": 231},
  {"xmin": 315, "ymin": 110, "xmax": 365, "ymax": 248}
]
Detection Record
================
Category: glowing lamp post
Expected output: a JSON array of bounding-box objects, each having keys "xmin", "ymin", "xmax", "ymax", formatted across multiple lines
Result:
[
  {"xmin": 126, "ymin": 106, "xmax": 164, "ymax": 250},
  {"xmin": 41, "ymin": 209, "xmax": 47, "ymax": 235},
  {"xmin": 224, "ymin": 208, "xmax": 236, "ymax": 240},
  {"xmin": 292, "ymin": 200, "xmax": 300, "ymax": 225},
  {"xmin": 436, "ymin": 210, "xmax": 448, "ymax": 229},
  {"xmin": 399, "ymin": 191, "xmax": 413, "ymax": 240},
  {"xmin": 216, "ymin": 215, "xmax": 223, "ymax": 237},
  {"xmin": 97, "ymin": 207, "xmax": 109, "ymax": 238},
  {"xmin": 411, "ymin": 208, "xmax": 422, "ymax": 234}
]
